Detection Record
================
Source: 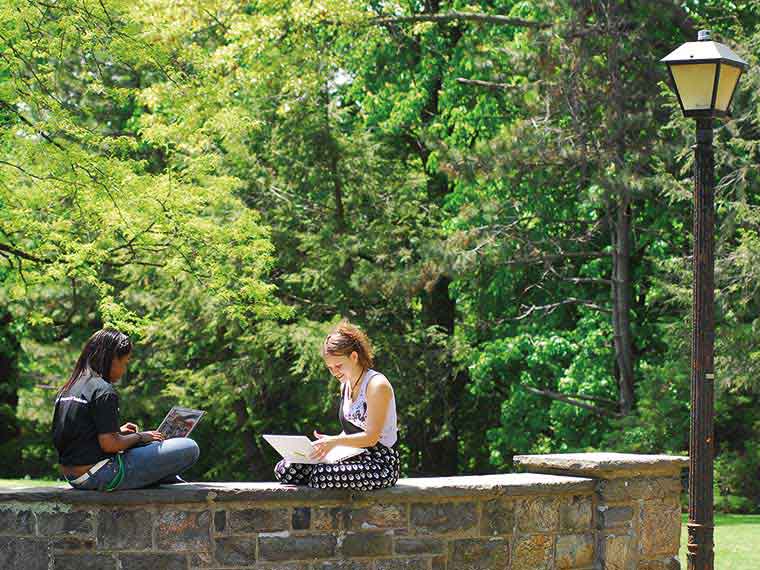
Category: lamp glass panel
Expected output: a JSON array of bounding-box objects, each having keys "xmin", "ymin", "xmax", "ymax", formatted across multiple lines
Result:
[
  {"xmin": 670, "ymin": 63, "xmax": 717, "ymax": 110},
  {"xmin": 715, "ymin": 64, "xmax": 742, "ymax": 111}
]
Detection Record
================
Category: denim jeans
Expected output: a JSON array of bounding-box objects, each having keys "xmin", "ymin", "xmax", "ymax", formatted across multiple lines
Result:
[{"xmin": 66, "ymin": 438, "xmax": 200, "ymax": 491}]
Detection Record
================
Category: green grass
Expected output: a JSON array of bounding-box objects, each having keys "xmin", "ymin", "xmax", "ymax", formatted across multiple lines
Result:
[
  {"xmin": 0, "ymin": 478, "xmax": 64, "ymax": 488},
  {"xmin": 679, "ymin": 514, "xmax": 760, "ymax": 570}
]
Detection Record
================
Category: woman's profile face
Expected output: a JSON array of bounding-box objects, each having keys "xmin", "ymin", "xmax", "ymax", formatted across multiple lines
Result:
[
  {"xmin": 324, "ymin": 352, "xmax": 358, "ymax": 382},
  {"xmin": 109, "ymin": 352, "xmax": 132, "ymax": 382}
]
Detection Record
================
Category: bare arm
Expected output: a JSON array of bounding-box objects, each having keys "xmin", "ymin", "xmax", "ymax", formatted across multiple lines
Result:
[
  {"xmin": 313, "ymin": 376, "xmax": 393, "ymax": 456},
  {"xmin": 97, "ymin": 430, "xmax": 164, "ymax": 454}
]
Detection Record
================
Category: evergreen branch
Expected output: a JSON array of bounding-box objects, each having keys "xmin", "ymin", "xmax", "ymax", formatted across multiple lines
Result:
[
  {"xmin": 513, "ymin": 298, "xmax": 612, "ymax": 320},
  {"xmin": 521, "ymin": 386, "xmax": 623, "ymax": 417},
  {"xmin": 371, "ymin": 12, "xmax": 550, "ymax": 29},
  {"xmin": 505, "ymin": 251, "xmax": 608, "ymax": 265},
  {"xmin": 456, "ymin": 78, "xmax": 539, "ymax": 90}
]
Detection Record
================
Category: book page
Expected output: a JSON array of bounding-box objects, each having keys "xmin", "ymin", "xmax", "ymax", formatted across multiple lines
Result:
[
  {"xmin": 263, "ymin": 435, "xmax": 318, "ymax": 463},
  {"xmin": 263, "ymin": 435, "xmax": 366, "ymax": 464}
]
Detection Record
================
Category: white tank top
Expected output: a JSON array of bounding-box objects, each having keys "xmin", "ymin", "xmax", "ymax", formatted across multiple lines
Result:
[{"xmin": 341, "ymin": 369, "xmax": 398, "ymax": 448}]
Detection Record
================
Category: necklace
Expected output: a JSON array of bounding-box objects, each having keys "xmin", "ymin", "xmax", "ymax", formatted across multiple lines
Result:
[{"xmin": 349, "ymin": 368, "xmax": 365, "ymax": 399}]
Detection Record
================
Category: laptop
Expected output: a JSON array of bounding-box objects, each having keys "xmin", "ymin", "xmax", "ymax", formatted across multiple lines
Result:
[{"xmin": 156, "ymin": 406, "xmax": 205, "ymax": 439}]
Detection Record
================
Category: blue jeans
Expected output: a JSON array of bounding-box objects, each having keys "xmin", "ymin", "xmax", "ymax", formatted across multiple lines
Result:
[{"xmin": 66, "ymin": 438, "xmax": 200, "ymax": 491}]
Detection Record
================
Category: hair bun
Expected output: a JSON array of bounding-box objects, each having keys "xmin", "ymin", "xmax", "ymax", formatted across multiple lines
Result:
[{"xmin": 322, "ymin": 320, "xmax": 374, "ymax": 368}]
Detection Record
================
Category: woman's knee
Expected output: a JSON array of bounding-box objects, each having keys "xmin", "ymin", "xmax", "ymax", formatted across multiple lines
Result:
[{"xmin": 166, "ymin": 437, "xmax": 200, "ymax": 466}]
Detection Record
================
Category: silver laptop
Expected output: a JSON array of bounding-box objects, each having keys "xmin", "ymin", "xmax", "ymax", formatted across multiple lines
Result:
[{"xmin": 157, "ymin": 406, "xmax": 205, "ymax": 439}]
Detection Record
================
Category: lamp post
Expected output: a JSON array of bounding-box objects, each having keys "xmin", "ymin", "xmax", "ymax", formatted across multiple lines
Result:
[{"xmin": 661, "ymin": 30, "xmax": 748, "ymax": 570}]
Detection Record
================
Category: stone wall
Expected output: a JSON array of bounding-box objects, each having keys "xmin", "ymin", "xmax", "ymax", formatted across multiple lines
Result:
[{"xmin": 0, "ymin": 453, "xmax": 686, "ymax": 570}]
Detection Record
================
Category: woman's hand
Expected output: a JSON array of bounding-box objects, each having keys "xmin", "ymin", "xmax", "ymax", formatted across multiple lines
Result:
[
  {"xmin": 138, "ymin": 430, "xmax": 165, "ymax": 444},
  {"xmin": 120, "ymin": 422, "xmax": 139, "ymax": 434},
  {"xmin": 311, "ymin": 431, "xmax": 339, "ymax": 461}
]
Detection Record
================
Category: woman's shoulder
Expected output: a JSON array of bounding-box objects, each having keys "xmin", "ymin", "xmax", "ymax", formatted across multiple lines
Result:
[
  {"xmin": 366, "ymin": 370, "xmax": 393, "ymax": 391},
  {"xmin": 83, "ymin": 374, "xmax": 117, "ymax": 398}
]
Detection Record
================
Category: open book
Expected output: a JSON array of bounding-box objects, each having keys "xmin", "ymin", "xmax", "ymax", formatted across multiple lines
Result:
[{"xmin": 263, "ymin": 434, "xmax": 366, "ymax": 465}]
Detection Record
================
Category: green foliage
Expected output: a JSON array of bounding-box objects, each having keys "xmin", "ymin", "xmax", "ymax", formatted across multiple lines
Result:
[{"xmin": 0, "ymin": 0, "xmax": 759, "ymax": 511}]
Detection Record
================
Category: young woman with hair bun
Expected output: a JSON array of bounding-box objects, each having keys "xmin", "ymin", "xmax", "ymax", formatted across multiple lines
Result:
[{"xmin": 274, "ymin": 320, "xmax": 400, "ymax": 490}]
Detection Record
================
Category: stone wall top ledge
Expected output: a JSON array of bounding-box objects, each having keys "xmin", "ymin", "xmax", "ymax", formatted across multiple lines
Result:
[
  {"xmin": 514, "ymin": 452, "xmax": 688, "ymax": 479},
  {"xmin": 0, "ymin": 473, "xmax": 594, "ymax": 507}
]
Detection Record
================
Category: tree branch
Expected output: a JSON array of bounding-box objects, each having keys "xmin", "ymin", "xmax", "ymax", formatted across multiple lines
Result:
[
  {"xmin": 521, "ymin": 386, "xmax": 623, "ymax": 417},
  {"xmin": 456, "ymin": 78, "xmax": 540, "ymax": 91},
  {"xmin": 0, "ymin": 243, "xmax": 51, "ymax": 264},
  {"xmin": 513, "ymin": 298, "xmax": 611, "ymax": 321},
  {"xmin": 506, "ymin": 251, "xmax": 608, "ymax": 266},
  {"xmin": 372, "ymin": 12, "xmax": 550, "ymax": 29}
]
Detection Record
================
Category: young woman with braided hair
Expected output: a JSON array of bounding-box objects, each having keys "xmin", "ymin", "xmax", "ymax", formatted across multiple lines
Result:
[{"xmin": 274, "ymin": 321, "xmax": 400, "ymax": 490}]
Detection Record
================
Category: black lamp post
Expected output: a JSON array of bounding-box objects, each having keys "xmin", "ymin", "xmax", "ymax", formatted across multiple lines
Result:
[{"xmin": 661, "ymin": 30, "xmax": 748, "ymax": 570}]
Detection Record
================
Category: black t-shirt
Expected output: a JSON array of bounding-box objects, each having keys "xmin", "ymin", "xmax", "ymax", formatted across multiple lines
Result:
[{"xmin": 52, "ymin": 373, "xmax": 121, "ymax": 466}]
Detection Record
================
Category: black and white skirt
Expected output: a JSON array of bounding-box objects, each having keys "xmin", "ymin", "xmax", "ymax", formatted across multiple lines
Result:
[{"xmin": 274, "ymin": 443, "xmax": 400, "ymax": 490}]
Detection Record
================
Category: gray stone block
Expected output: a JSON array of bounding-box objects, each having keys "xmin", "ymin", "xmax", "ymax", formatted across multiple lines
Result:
[
  {"xmin": 311, "ymin": 507, "xmax": 344, "ymax": 531},
  {"xmin": 0, "ymin": 536, "xmax": 49, "ymax": 570},
  {"xmin": 0, "ymin": 509, "xmax": 35, "ymax": 535},
  {"xmin": 313, "ymin": 562, "xmax": 372, "ymax": 570},
  {"xmin": 638, "ymin": 557, "xmax": 681, "ymax": 570},
  {"xmin": 120, "ymin": 553, "xmax": 188, "ymax": 570},
  {"xmin": 555, "ymin": 533, "xmax": 594, "ymax": 569},
  {"xmin": 513, "ymin": 452, "xmax": 688, "ymax": 479},
  {"xmin": 597, "ymin": 477, "xmax": 682, "ymax": 502},
  {"xmin": 600, "ymin": 534, "xmax": 633, "ymax": 570},
  {"xmin": 292, "ymin": 507, "xmax": 311, "ymax": 530},
  {"xmin": 215, "ymin": 536, "xmax": 257, "ymax": 565},
  {"xmin": 188, "ymin": 550, "xmax": 214, "ymax": 567},
  {"xmin": 394, "ymin": 537, "xmax": 445, "ymax": 555},
  {"xmin": 54, "ymin": 552, "xmax": 117, "ymax": 570},
  {"xmin": 38, "ymin": 510, "xmax": 94, "ymax": 536},
  {"xmin": 156, "ymin": 510, "xmax": 211, "ymax": 551},
  {"xmin": 51, "ymin": 536, "xmax": 96, "ymax": 551},
  {"xmin": 228, "ymin": 507, "xmax": 290, "ymax": 533},
  {"xmin": 481, "ymin": 498, "xmax": 515, "ymax": 536},
  {"xmin": 559, "ymin": 496, "xmax": 593, "ymax": 531},
  {"xmin": 512, "ymin": 534, "xmax": 554, "ymax": 570},
  {"xmin": 410, "ymin": 502, "xmax": 477, "ymax": 535},
  {"xmin": 340, "ymin": 531, "xmax": 393, "ymax": 557},
  {"xmin": 600, "ymin": 506, "xmax": 634, "ymax": 529},
  {"xmin": 516, "ymin": 497, "xmax": 560, "ymax": 533},
  {"xmin": 448, "ymin": 538, "xmax": 509, "ymax": 570},
  {"xmin": 348, "ymin": 504, "xmax": 407, "ymax": 530},
  {"xmin": 97, "ymin": 509, "xmax": 153, "ymax": 550},
  {"xmin": 259, "ymin": 534, "xmax": 337, "ymax": 561},
  {"xmin": 213, "ymin": 510, "xmax": 226, "ymax": 533},
  {"xmin": 375, "ymin": 558, "xmax": 430, "ymax": 570},
  {"xmin": 640, "ymin": 499, "xmax": 681, "ymax": 557}
]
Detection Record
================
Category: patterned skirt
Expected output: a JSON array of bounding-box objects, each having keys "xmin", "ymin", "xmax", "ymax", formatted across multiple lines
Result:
[{"xmin": 274, "ymin": 443, "xmax": 400, "ymax": 490}]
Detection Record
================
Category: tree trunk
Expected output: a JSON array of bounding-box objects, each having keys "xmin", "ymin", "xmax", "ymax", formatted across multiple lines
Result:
[
  {"xmin": 610, "ymin": 198, "xmax": 636, "ymax": 414},
  {"xmin": 606, "ymin": 2, "xmax": 636, "ymax": 415},
  {"xmin": 0, "ymin": 311, "xmax": 21, "ymax": 471}
]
